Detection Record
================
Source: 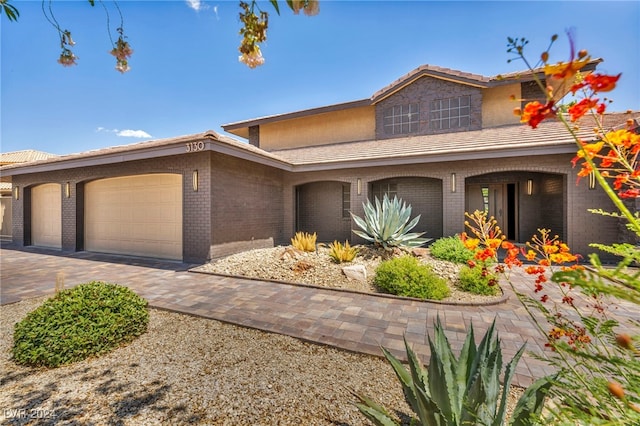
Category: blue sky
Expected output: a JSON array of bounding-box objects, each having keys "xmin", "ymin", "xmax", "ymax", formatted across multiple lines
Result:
[{"xmin": 2, "ymin": 1, "xmax": 639, "ymax": 155}]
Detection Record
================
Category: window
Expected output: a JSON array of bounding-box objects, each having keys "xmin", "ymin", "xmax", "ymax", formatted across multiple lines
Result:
[
  {"xmin": 342, "ymin": 184, "xmax": 351, "ymax": 218},
  {"xmin": 383, "ymin": 103, "xmax": 420, "ymax": 135},
  {"xmin": 430, "ymin": 95, "xmax": 471, "ymax": 130},
  {"xmin": 370, "ymin": 183, "xmax": 398, "ymax": 202}
]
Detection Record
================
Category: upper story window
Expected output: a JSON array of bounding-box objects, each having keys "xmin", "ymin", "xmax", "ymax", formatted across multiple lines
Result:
[
  {"xmin": 383, "ymin": 103, "xmax": 420, "ymax": 135},
  {"xmin": 430, "ymin": 95, "xmax": 470, "ymax": 130}
]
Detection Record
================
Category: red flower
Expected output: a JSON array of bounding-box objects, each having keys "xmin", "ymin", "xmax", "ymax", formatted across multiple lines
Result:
[
  {"xmin": 585, "ymin": 73, "xmax": 622, "ymax": 93},
  {"xmin": 568, "ymin": 98, "xmax": 599, "ymax": 121},
  {"xmin": 619, "ymin": 188, "xmax": 640, "ymax": 198},
  {"xmin": 520, "ymin": 100, "xmax": 556, "ymax": 129}
]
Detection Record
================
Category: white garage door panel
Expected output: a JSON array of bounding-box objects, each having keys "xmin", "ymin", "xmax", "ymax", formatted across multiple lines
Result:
[
  {"xmin": 85, "ymin": 174, "xmax": 183, "ymax": 260},
  {"xmin": 32, "ymin": 183, "xmax": 62, "ymax": 249}
]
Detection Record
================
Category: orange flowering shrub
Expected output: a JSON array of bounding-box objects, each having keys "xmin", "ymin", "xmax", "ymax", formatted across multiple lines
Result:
[
  {"xmin": 509, "ymin": 32, "xmax": 639, "ymax": 201},
  {"xmin": 481, "ymin": 32, "xmax": 640, "ymax": 424}
]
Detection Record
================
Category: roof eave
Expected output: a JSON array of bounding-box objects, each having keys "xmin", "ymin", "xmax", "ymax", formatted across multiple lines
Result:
[
  {"xmin": 221, "ymin": 98, "xmax": 372, "ymax": 131},
  {"xmin": 288, "ymin": 144, "xmax": 578, "ymax": 172},
  {"xmin": 0, "ymin": 131, "xmax": 293, "ymax": 176}
]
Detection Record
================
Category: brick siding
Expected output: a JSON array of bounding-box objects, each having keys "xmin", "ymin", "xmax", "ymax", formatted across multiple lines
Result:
[{"xmin": 375, "ymin": 76, "xmax": 483, "ymax": 139}]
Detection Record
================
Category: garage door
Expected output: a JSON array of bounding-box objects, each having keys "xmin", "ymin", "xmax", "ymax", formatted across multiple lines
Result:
[
  {"xmin": 85, "ymin": 174, "xmax": 183, "ymax": 260},
  {"xmin": 32, "ymin": 183, "xmax": 62, "ymax": 249}
]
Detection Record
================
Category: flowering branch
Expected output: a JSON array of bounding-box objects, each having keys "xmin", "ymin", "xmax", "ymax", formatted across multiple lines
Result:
[{"xmin": 238, "ymin": 0, "xmax": 319, "ymax": 68}]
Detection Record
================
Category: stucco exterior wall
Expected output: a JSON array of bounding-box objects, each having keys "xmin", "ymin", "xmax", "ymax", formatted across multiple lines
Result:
[
  {"xmin": 259, "ymin": 106, "xmax": 375, "ymax": 150},
  {"xmin": 482, "ymin": 83, "xmax": 522, "ymax": 128}
]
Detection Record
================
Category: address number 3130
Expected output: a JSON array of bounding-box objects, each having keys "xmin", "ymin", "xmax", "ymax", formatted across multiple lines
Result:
[{"xmin": 186, "ymin": 141, "xmax": 205, "ymax": 152}]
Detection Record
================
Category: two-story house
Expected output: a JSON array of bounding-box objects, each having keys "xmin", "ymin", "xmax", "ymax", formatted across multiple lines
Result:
[{"xmin": 1, "ymin": 63, "xmax": 636, "ymax": 263}]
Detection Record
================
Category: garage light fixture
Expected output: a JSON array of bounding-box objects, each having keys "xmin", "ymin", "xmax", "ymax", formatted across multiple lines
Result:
[
  {"xmin": 13, "ymin": 186, "xmax": 19, "ymax": 200},
  {"xmin": 527, "ymin": 179, "xmax": 533, "ymax": 196},
  {"xmin": 357, "ymin": 178, "xmax": 362, "ymax": 195},
  {"xmin": 451, "ymin": 173, "xmax": 456, "ymax": 193},
  {"xmin": 65, "ymin": 182, "xmax": 71, "ymax": 198},
  {"xmin": 192, "ymin": 170, "xmax": 198, "ymax": 192}
]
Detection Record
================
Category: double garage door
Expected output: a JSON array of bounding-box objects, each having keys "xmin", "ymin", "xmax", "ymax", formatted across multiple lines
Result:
[
  {"xmin": 85, "ymin": 174, "xmax": 183, "ymax": 260},
  {"xmin": 30, "ymin": 174, "xmax": 183, "ymax": 260}
]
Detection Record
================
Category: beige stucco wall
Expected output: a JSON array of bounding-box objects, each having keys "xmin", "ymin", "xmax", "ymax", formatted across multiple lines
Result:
[
  {"xmin": 482, "ymin": 83, "xmax": 521, "ymax": 128},
  {"xmin": 259, "ymin": 106, "xmax": 375, "ymax": 150}
]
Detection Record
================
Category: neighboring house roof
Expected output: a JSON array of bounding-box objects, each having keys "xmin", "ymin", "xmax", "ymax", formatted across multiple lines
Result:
[
  {"xmin": 271, "ymin": 112, "xmax": 639, "ymax": 171},
  {"xmin": 0, "ymin": 149, "xmax": 57, "ymax": 165},
  {"xmin": 223, "ymin": 60, "xmax": 603, "ymax": 131},
  {"xmin": 0, "ymin": 182, "xmax": 11, "ymax": 192}
]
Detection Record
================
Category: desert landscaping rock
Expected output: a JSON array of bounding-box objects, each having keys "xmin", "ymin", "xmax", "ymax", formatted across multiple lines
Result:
[
  {"xmin": 194, "ymin": 246, "xmax": 503, "ymax": 304},
  {"xmin": 342, "ymin": 264, "xmax": 367, "ymax": 283}
]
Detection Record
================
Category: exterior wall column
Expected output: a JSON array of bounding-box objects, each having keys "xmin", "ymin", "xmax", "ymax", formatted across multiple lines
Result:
[
  {"xmin": 442, "ymin": 172, "xmax": 465, "ymax": 237},
  {"xmin": 61, "ymin": 181, "xmax": 77, "ymax": 251}
]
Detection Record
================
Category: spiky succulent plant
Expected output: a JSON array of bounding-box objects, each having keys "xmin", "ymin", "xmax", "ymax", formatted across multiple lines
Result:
[
  {"xmin": 352, "ymin": 317, "xmax": 553, "ymax": 426},
  {"xmin": 351, "ymin": 194, "xmax": 429, "ymax": 249}
]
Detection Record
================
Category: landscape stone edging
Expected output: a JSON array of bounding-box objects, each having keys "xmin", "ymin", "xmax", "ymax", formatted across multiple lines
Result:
[{"xmin": 188, "ymin": 269, "xmax": 510, "ymax": 307}]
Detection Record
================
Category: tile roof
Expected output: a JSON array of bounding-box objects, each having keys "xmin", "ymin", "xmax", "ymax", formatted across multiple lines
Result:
[
  {"xmin": 0, "ymin": 130, "xmax": 289, "ymax": 175},
  {"xmin": 1, "ymin": 112, "xmax": 635, "ymax": 177},
  {"xmin": 0, "ymin": 150, "xmax": 57, "ymax": 164},
  {"xmin": 270, "ymin": 112, "xmax": 638, "ymax": 170}
]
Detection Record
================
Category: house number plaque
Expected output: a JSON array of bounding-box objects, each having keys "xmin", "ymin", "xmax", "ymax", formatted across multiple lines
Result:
[{"xmin": 186, "ymin": 141, "xmax": 205, "ymax": 152}]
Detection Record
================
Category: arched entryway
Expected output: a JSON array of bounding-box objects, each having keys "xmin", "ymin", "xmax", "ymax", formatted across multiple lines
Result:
[
  {"xmin": 465, "ymin": 171, "xmax": 566, "ymax": 242},
  {"xmin": 369, "ymin": 177, "xmax": 443, "ymax": 240},
  {"xmin": 295, "ymin": 181, "xmax": 351, "ymax": 243}
]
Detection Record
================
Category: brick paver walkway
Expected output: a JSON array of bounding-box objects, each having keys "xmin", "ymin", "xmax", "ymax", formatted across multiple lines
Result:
[{"xmin": 3, "ymin": 245, "xmax": 634, "ymax": 388}]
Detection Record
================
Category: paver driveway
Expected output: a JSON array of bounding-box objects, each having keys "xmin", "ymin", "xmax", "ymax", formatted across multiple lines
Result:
[{"xmin": 5, "ymin": 245, "xmax": 633, "ymax": 388}]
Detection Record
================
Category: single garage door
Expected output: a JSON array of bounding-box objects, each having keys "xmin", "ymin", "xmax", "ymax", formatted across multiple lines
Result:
[
  {"xmin": 85, "ymin": 174, "xmax": 183, "ymax": 260},
  {"xmin": 32, "ymin": 183, "xmax": 62, "ymax": 249}
]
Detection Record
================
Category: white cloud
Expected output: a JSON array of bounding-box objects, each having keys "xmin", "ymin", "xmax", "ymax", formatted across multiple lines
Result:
[
  {"xmin": 116, "ymin": 129, "xmax": 152, "ymax": 138},
  {"xmin": 96, "ymin": 127, "xmax": 152, "ymax": 138},
  {"xmin": 186, "ymin": 0, "xmax": 206, "ymax": 11}
]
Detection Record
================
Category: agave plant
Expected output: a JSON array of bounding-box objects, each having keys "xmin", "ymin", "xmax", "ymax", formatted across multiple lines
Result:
[
  {"xmin": 351, "ymin": 194, "xmax": 429, "ymax": 249},
  {"xmin": 353, "ymin": 317, "xmax": 553, "ymax": 426}
]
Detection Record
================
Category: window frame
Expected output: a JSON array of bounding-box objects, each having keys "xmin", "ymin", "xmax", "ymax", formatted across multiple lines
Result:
[
  {"xmin": 429, "ymin": 95, "xmax": 471, "ymax": 130},
  {"xmin": 383, "ymin": 103, "xmax": 420, "ymax": 135}
]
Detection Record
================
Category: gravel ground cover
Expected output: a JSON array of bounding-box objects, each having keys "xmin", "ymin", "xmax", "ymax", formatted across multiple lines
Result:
[
  {"xmin": 193, "ymin": 246, "xmax": 503, "ymax": 305},
  {"xmin": 1, "ymin": 298, "xmax": 524, "ymax": 425},
  {"xmin": 1, "ymin": 246, "xmax": 525, "ymax": 425}
]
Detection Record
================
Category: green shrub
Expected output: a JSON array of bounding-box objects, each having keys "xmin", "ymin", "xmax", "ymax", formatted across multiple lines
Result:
[
  {"xmin": 374, "ymin": 255, "xmax": 450, "ymax": 300},
  {"xmin": 328, "ymin": 240, "xmax": 359, "ymax": 263},
  {"xmin": 429, "ymin": 235, "xmax": 475, "ymax": 264},
  {"xmin": 459, "ymin": 265, "xmax": 500, "ymax": 296},
  {"xmin": 13, "ymin": 281, "xmax": 149, "ymax": 368}
]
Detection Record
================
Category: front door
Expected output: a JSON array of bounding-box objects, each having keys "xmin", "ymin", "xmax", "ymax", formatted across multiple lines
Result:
[{"xmin": 466, "ymin": 183, "xmax": 517, "ymax": 240}]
